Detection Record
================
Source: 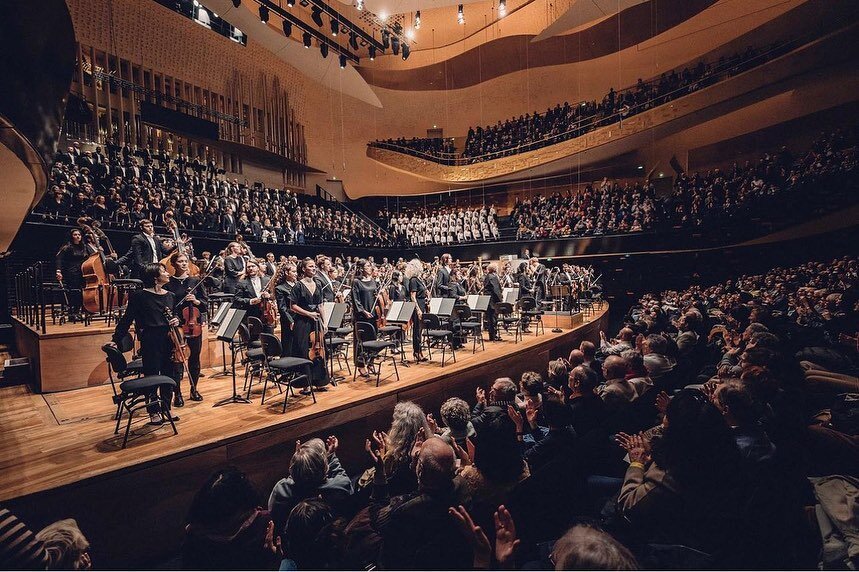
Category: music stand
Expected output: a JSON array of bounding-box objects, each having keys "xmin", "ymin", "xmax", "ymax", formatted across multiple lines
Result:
[
  {"xmin": 210, "ymin": 302, "xmax": 234, "ymax": 379},
  {"xmin": 386, "ymin": 301, "xmax": 416, "ymax": 366},
  {"xmin": 213, "ymin": 308, "xmax": 249, "ymax": 407},
  {"xmin": 502, "ymin": 287, "xmax": 520, "ymax": 304},
  {"xmin": 428, "ymin": 297, "xmax": 455, "ymax": 317},
  {"xmin": 321, "ymin": 302, "xmax": 348, "ymax": 381}
]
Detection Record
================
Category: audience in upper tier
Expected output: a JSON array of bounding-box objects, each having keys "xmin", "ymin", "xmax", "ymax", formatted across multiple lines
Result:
[
  {"xmin": 370, "ymin": 42, "xmax": 794, "ymax": 164},
  {"xmin": 9, "ymin": 253, "xmax": 856, "ymax": 569},
  {"xmin": 34, "ymin": 143, "xmax": 391, "ymax": 247},
  {"xmin": 381, "ymin": 205, "xmax": 500, "ymax": 246}
]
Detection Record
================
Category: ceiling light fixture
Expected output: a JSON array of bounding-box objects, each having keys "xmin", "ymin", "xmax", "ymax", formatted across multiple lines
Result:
[
  {"xmin": 311, "ymin": 6, "xmax": 323, "ymax": 27},
  {"xmin": 320, "ymin": 42, "xmax": 329, "ymax": 58},
  {"xmin": 368, "ymin": 45, "xmax": 376, "ymax": 60},
  {"xmin": 381, "ymin": 29, "xmax": 390, "ymax": 49},
  {"xmin": 391, "ymin": 35, "xmax": 400, "ymax": 55},
  {"xmin": 414, "ymin": 10, "xmax": 421, "ymax": 29},
  {"xmin": 498, "ymin": 0, "xmax": 506, "ymax": 16},
  {"xmin": 339, "ymin": 54, "xmax": 347, "ymax": 68},
  {"xmin": 356, "ymin": 0, "xmax": 364, "ymax": 9},
  {"xmin": 303, "ymin": 31, "xmax": 312, "ymax": 47},
  {"xmin": 457, "ymin": 4, "xmax": 465, "ymax": 25},
  {"xmin": 349, "ymin": 31, "xmax": 359, "ymax": 50},
  {"xmin": 330, "ymin": 18, "xmax": 339, "ymax": 36},
  {"xmin": 232, "ymin": 0, "xmax": 241, "ymax": 7},
  {"xmin": 258, "ymin": 5, "xmax": 269, "ymax": 23},
  {"xmin": 402, "ymin": 43, "xmax": 410, "ymax": 60},
  {"xmin": 286, "ymin": 0, "xmax": 294, "ymax": 6},
  {"xmin": 282, "ymin": 19, "xmax": 292, "ymax": 36}
]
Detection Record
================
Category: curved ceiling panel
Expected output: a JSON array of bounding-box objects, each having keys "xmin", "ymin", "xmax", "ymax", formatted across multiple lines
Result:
[
  {"xmin": 357, "ymin": 0, "xmax": 716, "ymax": 91},
  {"xmin": 205, "ymin": 0, "xmax": 383, "ymax": 107},
  {"xmin": 531, "ymin": 0, "xmax": 648, "ymax": 43}
]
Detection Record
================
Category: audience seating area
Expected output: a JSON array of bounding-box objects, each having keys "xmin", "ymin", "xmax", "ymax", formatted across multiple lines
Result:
[
  {"xmin": 33, "ymin": 144, "xmax": 392, "ymax": 247},
  {"xmin": 369, "ymin": 41, "xmax": 799, "ymax": 165}
]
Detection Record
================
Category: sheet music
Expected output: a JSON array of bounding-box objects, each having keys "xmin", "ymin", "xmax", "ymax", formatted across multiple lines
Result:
[
  {"xmin": 320, "ymin": 302, "xmax": 335, "ymax": 330},
  {"xmin": 429, "ymin": 298, "xmax": 442, "ymax": 314},
  {"xmin": 387, "ymin": 301, "xmax": 404, "ymax": 322},
  {"xmin": 502, "ymin": 287, "xmax": 520, "ymax": 304}
]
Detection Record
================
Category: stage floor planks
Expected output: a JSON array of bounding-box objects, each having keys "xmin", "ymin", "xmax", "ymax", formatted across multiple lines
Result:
[{"xmin": 0, "ymin": 307, "xmax": 604, "ymax": 503}]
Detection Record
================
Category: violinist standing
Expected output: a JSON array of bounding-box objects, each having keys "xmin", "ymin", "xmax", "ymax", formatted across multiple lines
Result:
[
  {"xmin": 234, "ymin": 260, "xmax": 273, "ymax": 334},
  {"xmin": 165, "ymin": 252, "xmax": 206, "ymax": 405},
  {"xmin": 290, "ymin": 258, "xmax": 328, "ymax": 389},
  {"xmin": 275, "ymin": 262, "xmax": 298, "ymax": 358},
  {"xmin": 112, "ymin": 262, "xmax": 181, "ymax": 425},
  {"xmin": 351, "ymin": 259, "xmax": 378, "ymax": 377}
]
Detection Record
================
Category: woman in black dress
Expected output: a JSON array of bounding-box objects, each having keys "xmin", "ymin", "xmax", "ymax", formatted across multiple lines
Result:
[
  {"xmin": 112, "ymin": 263, "xmax": 181, "ymax": 424},
  {"xmin": 275, "ymin": 262, "xmax": 298, "ymax": 357},
  {"xmin": 388, "ymin": 270, "xmax": 408, "ymax": 302},
  {"xmin": 55, "ymin": 228, "xmax": 94, "ymax": 319},
  {"xmin": 405, "ymin": 258, "xmax": 429, "ymax": 362},
  {"xmin": 351, "ymin": 258, "xmax": 378, "ymax": 377},
  {"xmin": 165, "ymin": 252, "xmax": 206, "ymax": 406},
  {"xmin": 290, "ymin": 258, "xmax": 326, "ymax": 388}
]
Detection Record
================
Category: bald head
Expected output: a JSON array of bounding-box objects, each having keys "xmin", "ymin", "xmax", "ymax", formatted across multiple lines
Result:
[
  {"xmin": 603, "ymin": 355, "xmax": 627, "ymax": 380},
  {"xmin": 417, "ymin": 437, "xmax": 456, "ymax": 491},
  {"xmin": 568, "ymin": 349, "xmax": 585, "ymax": 367},
  {"xmin": 618, "ymin": 328, "xmax": 634, "ymax": 342}
]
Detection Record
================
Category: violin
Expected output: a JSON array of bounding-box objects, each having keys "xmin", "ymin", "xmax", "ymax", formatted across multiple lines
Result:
[
  {"xmin": 181, "ymin": 301, "xmax": 203, "ymax": 338},
  {"xmin": 308, "ymin": 315, "xmax": 326, "ymax": 360},
  {"xmin": 163, "ymin": 307, "xmax": 188, "ymax": 363}
]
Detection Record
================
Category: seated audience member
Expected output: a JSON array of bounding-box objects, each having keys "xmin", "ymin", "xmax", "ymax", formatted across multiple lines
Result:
[
  {"xmin": 598, "ymin": 355, "xmax": 637, "ymax": 408},
  {"xmin": 674, "ymin": 311, "xmax": 702, "ymax": 358},
  {"xmin": 437, "ymin": 397, "xmax": 476, "ymax": 448},
  {"xmin": 713, "ymin": 379, "xmax": 776, "ymax": 463},
  {"xmin": 580, "ymin": 341, "xmax": 605, "ymax": 385},
  {"xmin": 269, "ymin": 437, "xmax": 353, "ymax": 532},
  {"xmin": 516, "ymin": 371, "xmax": 545, "ymax": 411},
  {"xmin": 366, "ymin": 436, "xmax": 471, "ymax": 570},
  {"xmin": 280, "ymin": 499, "xmax": 347, "ymax": 570},
  {"xmin": 599, "ymin": 327, "xmax": 635, "ymax": 357},
  {"xmin": 621, "ymin": 350, "xmax": 654, "ymax": 398},
  {"xmin": 471, "ymin": 377, "xmax": 519, "ymax": 435},
  {"xmin": 35, "ymin": 519, "xmax": 91, "ymax": 570},
  {"xmin": 546, "ymin": 359, "xmax": 570, "ymax": 391},
  {"xmin": 513, "ymin": 398, "xmax": 578, "ymax": 472},
  {"xmin": 641, "ymin": 334, "xmax": 675, "ymax": 380},
  {"xmin": 616, "ymin": 390, "xmax": 745, "ymax": 554},
  {"xmin": 358, "ymin": 402, "xmax": 433, "ymax": 497},
  {"xmin": 183, "ymin": 467, "xmax": 281, "ymax": 571},
  {"xmin": 551, "ymin": 525, "xmax": 639, "ymax": 570},
  {"xmin": 566, "ymin": 365, "xmax": 608, "ymax": 437}
]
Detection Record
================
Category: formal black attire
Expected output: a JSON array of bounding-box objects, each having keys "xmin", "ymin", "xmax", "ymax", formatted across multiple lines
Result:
[
  {"xmin": 129, "ymin": 232, "xmax": 168, "ymax": 280},
  {"xmin": 223, "ymin": 255, "xmax": 245, "ymax": 293},
  {"xmin": 234, "ymin": 275, "xmax": 273, "ymax": 333},
  {"xmin": 289, "ymin": 280, "xmax": 326, "ymax": 386},
  {"xmin": 484, "ymin": 272, "xmax": 503, "ymax": 340},
  {"xmin": 434, "ymin": 266, "xmax": 452, "ymax": 298},
  {"xmin": 351, "ymin": 278, "xmax": 378, "ymax": 367},
  {"xmin": 165, "ymin": 275, "xmax": 207, "ymax": 391},
  {"xmin": 56, "ymin": 241, "xmax": 94, "ymax": 315},
  {"xmin": 112, "ymin": 289, "xmax": 179, "ymax": 413},
  {"xmin": 408, "ymin": 276, "xmax": 429, "ymax": 355},
  {"xmin": 315, "ymin": 272, "xmax": 336, "ymax": 303},
  {"xmin": 275, "ymin": 281, "xmax": 296, "ymax": 357}
]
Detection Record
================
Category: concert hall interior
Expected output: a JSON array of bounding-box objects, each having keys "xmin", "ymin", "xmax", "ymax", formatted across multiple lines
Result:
[{"xmin": 1, "ymin": 0, "xmax": 858, "ymax": 569}]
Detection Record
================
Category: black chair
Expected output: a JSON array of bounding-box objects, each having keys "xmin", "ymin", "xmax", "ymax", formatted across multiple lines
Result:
[
  {"xmin": 494, "ymin": 302, "xmax": 521, "ymax": 343},
  {"xmin": 452, "ymin": 305, "xmax": 484, "ymax": 353},
  {"xmin": 113, "ymin": 375, "xmax": 177, "ymax": 448},
  {"xmin": 239, "ymin": 323, "xmax": 267, "ymax": 397},
  {"xmin": 518, "ymin": 296, "xmax": 545, "ymax": 336},
  {"xmin": 422, "ymin": 314, "xmax": 457, "ymax": 366},
  {"xmin": 325, "ymin": 330, "xmax": 351, "ymax": 379},
  {"xmin": 258, "ymin": 333, "xmax": 314, "ymax": 411},
  {"xmin": 354, "ymin": 322, "xmax": 399, "ymax": 386},
  {"xmin": 102, "ymin": 343, "xmax": 144, "ymax": 420},
  {"xmin": 378, "ymin": 322, "xmax": 406, "ymax": 358},
  {"xmin": 247, "ymin": 316, "xmax": 264, "ymax": 348}
]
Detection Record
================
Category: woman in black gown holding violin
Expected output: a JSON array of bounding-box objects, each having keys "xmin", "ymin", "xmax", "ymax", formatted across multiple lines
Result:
[
  {"xmin": 289, "ymin": 258, "xmax": 328, "ymax": 389},
  {"xmin": 165, "ymin": 252, "xmax": 206, "ymax": 405}
]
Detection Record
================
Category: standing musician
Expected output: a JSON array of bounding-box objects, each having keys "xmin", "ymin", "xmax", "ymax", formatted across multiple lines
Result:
[
  {"xmin": 164, "ymin": 252, "xmax": 206, "ymax": 405},
  {"xmin": 529, "ymin": 257, "xmax": 548, "ymax": 303},
  {"xmin": 434, "ymin": 253, "xmax": 453, "ymax": 298},
  {"xmin": 130, "ymin": 219, "xmax": 174, "ymax": 280},
  {"xmin": 388, "ymin": 270, "xmax": 408, "ymax": 302},
  {"xmin": 405, "ymin": 258, "xmax": 429, "ymax": 362},
  {"xmin": 466, "ymin": 265, "xmax": 482, "ymax": 295},
  {"xmin": 263, "ymin": 252, "xmax": 278, "ymax": 277},
  {"xmin": 514, "ymin": 262, "xmax": 533, "ymax": 297},
  {"xmin": 55, "ymin": 228, "xmax": 96, "ymax": 320},
  {"xmin": 327, "ymin": 265, "xmax": 344, "ymax": 302},
  {"xmin": 483, "ymin": 262, "xmax": 503, "ymax": 342},
  {"xmin": 233, "ymin": 260, "xmax": 274, "ymax": 334},
  {"xmin": 112, "ymin": 262, "xmax": 181, "ymax": 425},
  {"xmin": 223, "ymin": 242, "xmax": 246, "ymax": 294},
  {"xmin": 274, "ymin": 262, "xmax": 298, "ymax": 358},
  {"xmin": 449, "ymin": 267, "xmax": 467, "ymax": 301},
  {"xmin": 290, "ymin": 258, "xmax": 328, "ymax": 389},
  {"xmin": 351, "ymin": 258, "xmax": 378, "ymax": 377},
  {"xmin": 315, "ymin": 256, "xmax": 337, "ymax": 303},
  {"xmin": 500, "ymin": 261, "xmax": 516, "ymax": 288}
]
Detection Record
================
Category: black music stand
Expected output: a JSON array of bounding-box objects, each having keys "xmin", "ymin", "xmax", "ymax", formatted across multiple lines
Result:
[
  {"xmin": 321, "ymin": 302, "xmax": 348, "ymax": 382},
  {"xmin": 210, "ymin": 301, "xmax": 234, "ymax": 379},
  {"xmin": 213, "ymin": 308, "xmax": 249, "ymax": 407},
  {"xmin": 466, "ymin": 294, "xmax": 491, "ymax": 333},
  {"xmin": 386, "ymin": 301, "xmax": 416, "ymax": 366}
]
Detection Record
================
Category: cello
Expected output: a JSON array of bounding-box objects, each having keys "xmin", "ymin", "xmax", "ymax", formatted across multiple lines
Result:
[{"xmin": 78, "ymin": 219, "xmax": 113, "ymax": 314}]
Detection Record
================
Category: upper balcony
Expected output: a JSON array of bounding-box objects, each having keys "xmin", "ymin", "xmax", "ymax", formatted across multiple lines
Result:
[{"xmin": 366, "ymin": 29, "xmax": 854, "ymax": 183}]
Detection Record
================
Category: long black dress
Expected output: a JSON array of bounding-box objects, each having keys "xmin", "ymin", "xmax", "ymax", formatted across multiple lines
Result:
[
  {"xmin": 289, "ymin": 280, "xmax": 322, "ymax": 363},
  {"xmin": 351, "ymin": 278, "xmax": 378, "ymax": 366},
  {"xmin": 408, "ymin": 276, "xmax": 429, "ymax": 355},
  {"xmin": 275, "ymin": 281, "xmax": 296, "ymax": 357},
  {"xmin": 56, "ymin": 242, "xmax": 93, "ymax": 314}
]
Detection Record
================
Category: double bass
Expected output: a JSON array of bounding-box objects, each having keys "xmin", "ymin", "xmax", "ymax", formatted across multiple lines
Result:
[
  {"xmin": 78, "ymin": 218, "xmax": 115, "ymax": 314},
  {"xmin": 261, "ymin": 264, "xmax": 279, "ymax": 328}
]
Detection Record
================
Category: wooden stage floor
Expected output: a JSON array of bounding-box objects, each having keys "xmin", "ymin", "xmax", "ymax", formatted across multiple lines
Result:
[{"xmin": 1, "ymin": 306, "xmax": 607, "ymax": 568}]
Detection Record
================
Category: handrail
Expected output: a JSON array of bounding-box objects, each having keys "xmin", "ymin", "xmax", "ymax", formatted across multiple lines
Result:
[
  {"xmin": 316, "ymin": 185, "xmax": 394, "ymax": 240},
  {"xmin": 368, "ymin": 36, "xmax": 802, "ymax": 166}
]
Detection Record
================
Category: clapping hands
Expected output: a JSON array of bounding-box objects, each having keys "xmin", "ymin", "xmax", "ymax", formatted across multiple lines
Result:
[
  {"xmin": 449, "ymin": 504, "xmax": 519, "ymax": 570},
  {"xmin": 615, "ymin": 432, "xmax": 652, "ymax": 465}
]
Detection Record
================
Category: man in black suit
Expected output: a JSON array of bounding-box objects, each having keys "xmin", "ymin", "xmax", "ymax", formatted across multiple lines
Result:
[
  {"xmin": 434, "ymin": 253, "xmax": 453, "ymax": 298},
  {"xmin": 221, "ymin": 207, "xmax": 237, "ymax": 235},
  {"xmin": 129, "ymin": 219, "xmax": 173, "ymax": 279},
  {"xmin": 233, "ymin": 260, "xmax": 274, "ymax": 333},
  {"xmin": 483, "ymin": 262, "xmax": 503, "ymax": 341}
]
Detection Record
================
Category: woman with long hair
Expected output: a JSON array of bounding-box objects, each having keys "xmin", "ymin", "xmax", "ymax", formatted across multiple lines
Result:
[
  {"xmin": 351, "ymin": 258, "xmax": 378, "ymax": 377},
  {"xmin": 164, "ymin": 252, "xmax": 206, "ymax": 405},
  {"xmin": 55, "ymin": 227, "xmax": 95, "ymax": 320},
  {"xmin": 405, "ymin": 258, "xmax": 429, "ymax": 362},
  {"xmin": 274, "ymin": 262, "xmax": 298, "ymax": 357}
]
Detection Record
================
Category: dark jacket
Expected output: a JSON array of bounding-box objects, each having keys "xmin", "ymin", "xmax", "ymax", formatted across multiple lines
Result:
[{"xmin": 268, "ymin": 453, "xmax": 353, "ymax": 532}]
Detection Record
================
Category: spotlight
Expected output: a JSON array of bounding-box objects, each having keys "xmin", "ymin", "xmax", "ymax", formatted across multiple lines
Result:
[
  {"xmin": 282, "ymin": 19, "xmax": 292, "ymax": 36},
  {"xmin": 368, "ymin": 45, "xmax": 376, "ymax": 60},
  {"xmin": 320, "ymin": 42, "xmax": 329, "ymax": 58},
  {"xmin": 330, "ymin": 18, "xmax": 338, "ymax": 36},
  {"xmin": 258, "ymin": 5, "xmax": 269, "ymax": 23},
  {"xmin": 414, "ymin": 10, "xmax": 421, "ymax": 29},
  {"xmin": 339, "ymin": 54, "xmax": 347, "ymax": 68},
  {"xmin": 402, "ymin": 43, "xmax": 410, "ymax": 60},
  {"xmin": 349, "ymin": 31, "xmax": 359, "ymax": 50},
  {"xmin": 286, "ymin": 0, "xmax": 294, "ymax": 6},
  {"xmin": 381, "ymin": 29, "xmax": 390, "ymax": 49},
  {"xmin": 498, "ymin": 0, "xmax": 506, "ymax": 16},
  {"xmin": 457, "ymin": 4, "xmax": 464, "ymax": 24},
  {"xmin": 356, "ymin": 0, "xmax": 363, "ymax": 9},
  {"xmin": 311, "ymin": 6, "xmax": 323, "ymax": 27},
  {"xmin": 391, "ymin": 35, "xmax": 400, "ymax": 55},
  {"xmin": 303, "ymin": 31, "xmax": 312, "ymax": 47},
  {"xmin": 232, "ymin": 0, "xmax": 241, "ymax": 7}
]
